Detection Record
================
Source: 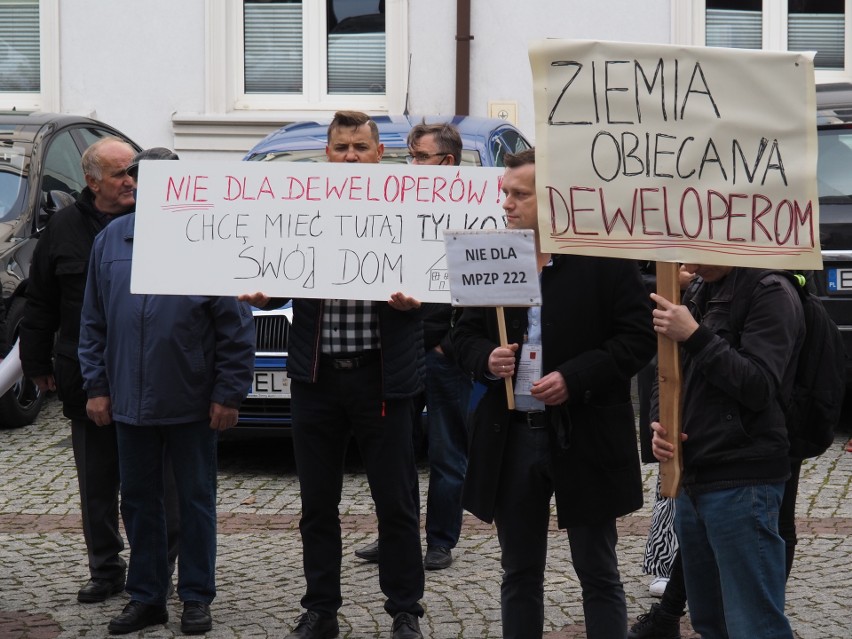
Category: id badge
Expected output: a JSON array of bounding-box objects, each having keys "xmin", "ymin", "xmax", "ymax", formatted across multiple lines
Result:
[{"xmin": 516, "ymin": 344, "xmax": 544, "ymax": 409}]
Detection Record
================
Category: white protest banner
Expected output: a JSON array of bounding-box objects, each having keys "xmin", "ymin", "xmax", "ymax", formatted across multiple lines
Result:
[
  {"xmin": 529, "ymin": 40, "xmax": 820, "ymax": 269},
  {"xmin": 130, "ymin": 162, "xmax": 505, "ymax": 301},
  {"xmin": 443, "ymin": 229, "xmax": 541, "ymax": 306}
]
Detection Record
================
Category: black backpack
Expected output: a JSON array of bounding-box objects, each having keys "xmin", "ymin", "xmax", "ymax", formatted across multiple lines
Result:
[{"xmin": 730, "ymin": 270, "xmax": 847, "ymax": 459}]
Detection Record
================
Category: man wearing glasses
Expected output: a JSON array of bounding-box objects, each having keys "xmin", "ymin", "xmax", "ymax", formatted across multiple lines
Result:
[{"xmin": 356, "ymin": 123, "xmax": 472, "ymax": 572}]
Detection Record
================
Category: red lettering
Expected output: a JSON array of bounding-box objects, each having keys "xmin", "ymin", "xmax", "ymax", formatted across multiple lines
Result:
[
  {"xmin": 570, "ymin": 186, "xmax": 599, "ymax": 236},
  {"xmin": 191, "ymin": 176, "xmax": 208, "ymax": 202},
  {"xmin": 726, "ymin": 193, "xmax": 747, "ymax": 242},
  {"xmin": 750, "ymin": 194, "xmax": 773, "ymax": 241},
  {"xmin": 679, "ymin": 188, "xmax": 703, "ymax": 239},
  {"xmin": 166, "ymin": 176, "xmax": 186, "ymax": 201},
  {"xmin": 638, "ymin": 188, "xmax": 663, "ymax": 236},
  {"xmin": 305, "ymin": 176, "xmax": 319, "ymax": 201}
]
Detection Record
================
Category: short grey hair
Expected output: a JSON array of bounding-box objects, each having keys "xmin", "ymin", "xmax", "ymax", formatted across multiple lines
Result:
[{"xmin": 81, "ymin": 137, "xmax": 133, "ymax": 180}]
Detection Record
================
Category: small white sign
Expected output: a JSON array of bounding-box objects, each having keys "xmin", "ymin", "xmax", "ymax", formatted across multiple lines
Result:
[{"xmin": 443, "ymin": 229, "xmax": 541, "ymax": 306}]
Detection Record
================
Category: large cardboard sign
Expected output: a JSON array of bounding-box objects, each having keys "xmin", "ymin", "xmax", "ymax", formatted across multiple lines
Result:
[
  {"xmin": 529, "ymin": 40, "xmax": 821, "ymax": 269},
  {"xmin": 443, "ymin": 229, "xmax": 541, "ymax": 306},
  {"xmin": 131, "ymin": 162, "xmax": 505, "ymax": 301}
]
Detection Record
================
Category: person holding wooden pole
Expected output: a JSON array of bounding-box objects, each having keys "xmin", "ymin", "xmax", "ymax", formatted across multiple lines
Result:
[
  {"xmin": 650, "ymin": 265, "xmax": 804, "ymax": 639},
  {"xmin": 452, "ymin": 148, "xmax": 655, "ymax": 639}
]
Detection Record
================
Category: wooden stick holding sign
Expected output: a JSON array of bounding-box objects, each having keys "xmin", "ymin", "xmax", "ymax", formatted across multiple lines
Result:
[
  {"xmin": 443, "ymin": 229, "xmax": 542, "ymax": 411},
  {"xmin": 656, "ymin": 261, "xmax": 683, "ymax": 498},
  {"xmin": 496, "ymin": 310, "xmax": 515, "ymax": 409}
]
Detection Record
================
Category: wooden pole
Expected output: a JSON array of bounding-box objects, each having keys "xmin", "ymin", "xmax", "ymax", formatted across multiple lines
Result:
[
  {"xmin": 656, "ymin": 262, "xmax": 683, "ymax": 498},
  {"xmin": 496, "ymin": 307, "xmax": 515, "ymax": 410}
]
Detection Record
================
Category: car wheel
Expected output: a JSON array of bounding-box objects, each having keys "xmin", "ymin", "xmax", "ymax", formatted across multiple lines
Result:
[{"xmin": 0, "ymin": 297, "xmax": 44, "ymax": 429}]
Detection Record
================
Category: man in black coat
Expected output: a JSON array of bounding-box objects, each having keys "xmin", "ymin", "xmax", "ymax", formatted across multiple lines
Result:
[
  {"xmin": 19, "ymin": 138, "xmax": 178, "ymax": 605},
  {"xmin": 452, "ymin": 149, "xmax": 656, "ymax": 639},
  {"xmin": 262, "ymin": 111, "xmax": 426, "ymax": 639}
]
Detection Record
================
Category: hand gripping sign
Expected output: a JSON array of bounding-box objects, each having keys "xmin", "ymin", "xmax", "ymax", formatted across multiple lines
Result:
[
  {"xmin": 530, "ymin": 39, "xmax": 820, "ymax": 496},
  {"xmin": 444, "ymin": 229, "xmax": 541, "ymax": 409}
]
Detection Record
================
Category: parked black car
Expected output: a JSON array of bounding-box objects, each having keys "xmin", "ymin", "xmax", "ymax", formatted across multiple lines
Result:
[
  {"xmin": 815, "ymin": 83, "xmax": 852, "ymax": 390},
  {"xmin": 0, "ymin": 112, "xmax": 139, "ymax": 427}
]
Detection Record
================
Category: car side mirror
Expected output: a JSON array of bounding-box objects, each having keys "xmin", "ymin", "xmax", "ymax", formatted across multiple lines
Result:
[{"xmin": 37, "ymin": 190, "xmax": 76, "ymax": 232}]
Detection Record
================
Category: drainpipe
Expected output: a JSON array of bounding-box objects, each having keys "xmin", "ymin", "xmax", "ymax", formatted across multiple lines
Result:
[{"xmin": 455, "ymin": 0, "xmax": 473, "ymax": 115}]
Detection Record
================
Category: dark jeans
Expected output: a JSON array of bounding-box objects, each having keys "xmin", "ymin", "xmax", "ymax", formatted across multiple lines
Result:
[
  {"xmin": 116, "ymin": 421, "xmax": 217, "ymax": 605},
  {"xmin": 656, "ymin": 459, "xmax": 803, "ymax": 620},
  {"xmin": 493, "ymin": 417, "xmax": 627, "ymax": 639},
  {"xmin": 291, "ymin": 358, "xmax": 424, "ymax": 619},
  {"xmin": 422, "ymin": 348, "xmax": 471, "ymax": 549},
  {"xmin": 779, "ymin": 459, "xmax": 802, "ymax": 577},
  {"xmin": 71, "ymin": 418, "xmax": 125, "ymax": 581},
  {"xmin": 676, "ymin": 484, "xmax": 792, "ymax": 639}
]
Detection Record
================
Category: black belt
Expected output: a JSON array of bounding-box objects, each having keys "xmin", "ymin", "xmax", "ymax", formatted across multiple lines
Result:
[
  {"xmin": 510, "ymin": 410, "xmax": 548, "ymax": 429},
  {"xmin": 320, "ymin": 350, "xmax": 380, "ymax": 370}
]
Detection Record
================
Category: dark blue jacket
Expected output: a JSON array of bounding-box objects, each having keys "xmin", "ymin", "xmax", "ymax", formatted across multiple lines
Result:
[{"xmin": 79, "ymin": 213, "xmax": 255, "ymax": 425}]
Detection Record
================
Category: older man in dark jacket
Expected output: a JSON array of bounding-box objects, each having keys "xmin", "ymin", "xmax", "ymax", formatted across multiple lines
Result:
[
  {"xmin": 452, "ymin": 149, "xmax": 655, "ymax": 639},
  {"xmin": 19, "ymin": 138, "xmax": 176, "ymax": 604}
]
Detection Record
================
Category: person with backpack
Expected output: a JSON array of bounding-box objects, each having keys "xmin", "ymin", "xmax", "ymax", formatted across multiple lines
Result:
[
  {"xmin": 649, "ymin": 265, "xmax": 804, "ymax": 639},
  {"xmin": 629, "ymin": 267, "xmax": 846, "ymax": 638}
]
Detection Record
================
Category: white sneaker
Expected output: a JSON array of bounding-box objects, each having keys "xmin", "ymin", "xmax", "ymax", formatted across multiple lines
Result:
[{"xmin": 649, "ymin": 576, "xmax": 669, "ymax": 597}]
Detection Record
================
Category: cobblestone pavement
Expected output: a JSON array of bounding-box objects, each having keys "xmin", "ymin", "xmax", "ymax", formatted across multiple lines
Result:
[{"xmin": 1, "ymin": 396, "xmax": 850, "ymax": 638}]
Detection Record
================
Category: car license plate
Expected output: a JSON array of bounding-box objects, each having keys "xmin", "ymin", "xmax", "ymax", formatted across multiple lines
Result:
[
  {"xmin": 249, "ymin": 370, "xmax": 290, "ymax": 398},
  {"xmin": 827, "ymin": 268, "xmax": 852, "ymax": 292}
]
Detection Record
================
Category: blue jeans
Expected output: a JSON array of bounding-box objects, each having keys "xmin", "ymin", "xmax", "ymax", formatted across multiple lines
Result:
[
  {"xmin": 423, "ymin": 348, "xmax": 471, "ymax": 549},
  {"xmin": 676, "ymin": 483, "xmax": 793, "ymax": 639},
  {"xmin": 116, "ymin": 421, "xmax": 218, "ymax": 605}
]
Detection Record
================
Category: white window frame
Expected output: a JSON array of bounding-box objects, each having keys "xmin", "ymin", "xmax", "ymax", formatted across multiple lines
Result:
[
  {"xmin": 205, "ymin": 0, "xmax": 407, "ymax": 115},
  {"xmin": 671, "ymin": 0, "xmax": 852, "ymax": 83},
  {"xmin": 0, "ymin": 0, "xmax": 59, "ymax": 112}
]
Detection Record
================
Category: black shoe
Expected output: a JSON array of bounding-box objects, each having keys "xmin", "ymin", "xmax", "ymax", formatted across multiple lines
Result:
[
  {"xmin": 392, "ymin": 612, "xmax": 423, "ymax": 639},
  {"xmin": 424, "ymin": 545, "xmax": 452, "ymax": 570},
  {"xmin": 181, "ymin": 601, "xmax": 212, "ymax": 635},
  {"xmin": 628, "ymin": 602, "xmax": 682, "ymax": 639},
  {"xmin": 284, "ymin": 610, "xmax": 339, "ymax": 639},
  {"xmin": 107, "ymin": 600, "xmax": 168, "ymax": 635},
  {"xmin": 354, "ymin": 539, "xmax": 379, "ymax": 563},
  {"xmin": 77, "ymin": 575, "xmax": 125, "ymax": 603}
]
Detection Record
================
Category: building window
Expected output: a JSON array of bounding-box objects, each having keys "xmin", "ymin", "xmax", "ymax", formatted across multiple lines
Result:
[
  {"xmin": 787, "ymin": 0, "xmax": 846, "ymax": 69},
  {"xmin": 234, "ymin": 0, "xmax": 397, "ymax": 111},
  {"xmin": 0, "ymin": 0, "xmax": 39, "ymax": 94},
  {"xmin": 0, "ymin": 0, "xmax": 58, "ymax": 112},
  {"xmin": 674, "ymin": 0, "xmax": 850, "ymax": 81},
  {"xmin": 706, "ymin": 0, "xmax": 762, "ymax": 50}
]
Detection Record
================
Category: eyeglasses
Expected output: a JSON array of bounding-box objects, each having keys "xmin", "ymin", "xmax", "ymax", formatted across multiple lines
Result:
[{"xmin": 405, "ymin": 152, "xmax": 449, "ymax": 164}]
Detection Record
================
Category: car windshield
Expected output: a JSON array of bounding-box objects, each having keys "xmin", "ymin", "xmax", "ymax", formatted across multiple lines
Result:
[
  {"xmin": 0, "ymin": 146, "xmax": 27, "ymax": 223},
  {"xmin": 248, "ymin": 147, "xmax": 483, "ymax": 166},
  {"xmin": 818, "ymin": 127, "xmax": 852, "ymax": 199}
]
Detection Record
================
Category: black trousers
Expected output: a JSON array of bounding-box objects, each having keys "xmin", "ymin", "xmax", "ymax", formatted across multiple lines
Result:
[
  {"xmin": 493, "ymin": 417, "xmax": 627, "ymax": 639},
  {"xmin": 71, "ymin": 418, "xmax": 124, "ymax": 580},
  {"xmin": 290, "ymin": 358, "xmax": 424, "ymax": 618},
  {"xmin": 71, "ymin": 418, "xmax": 180, "ymax": 580}
]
